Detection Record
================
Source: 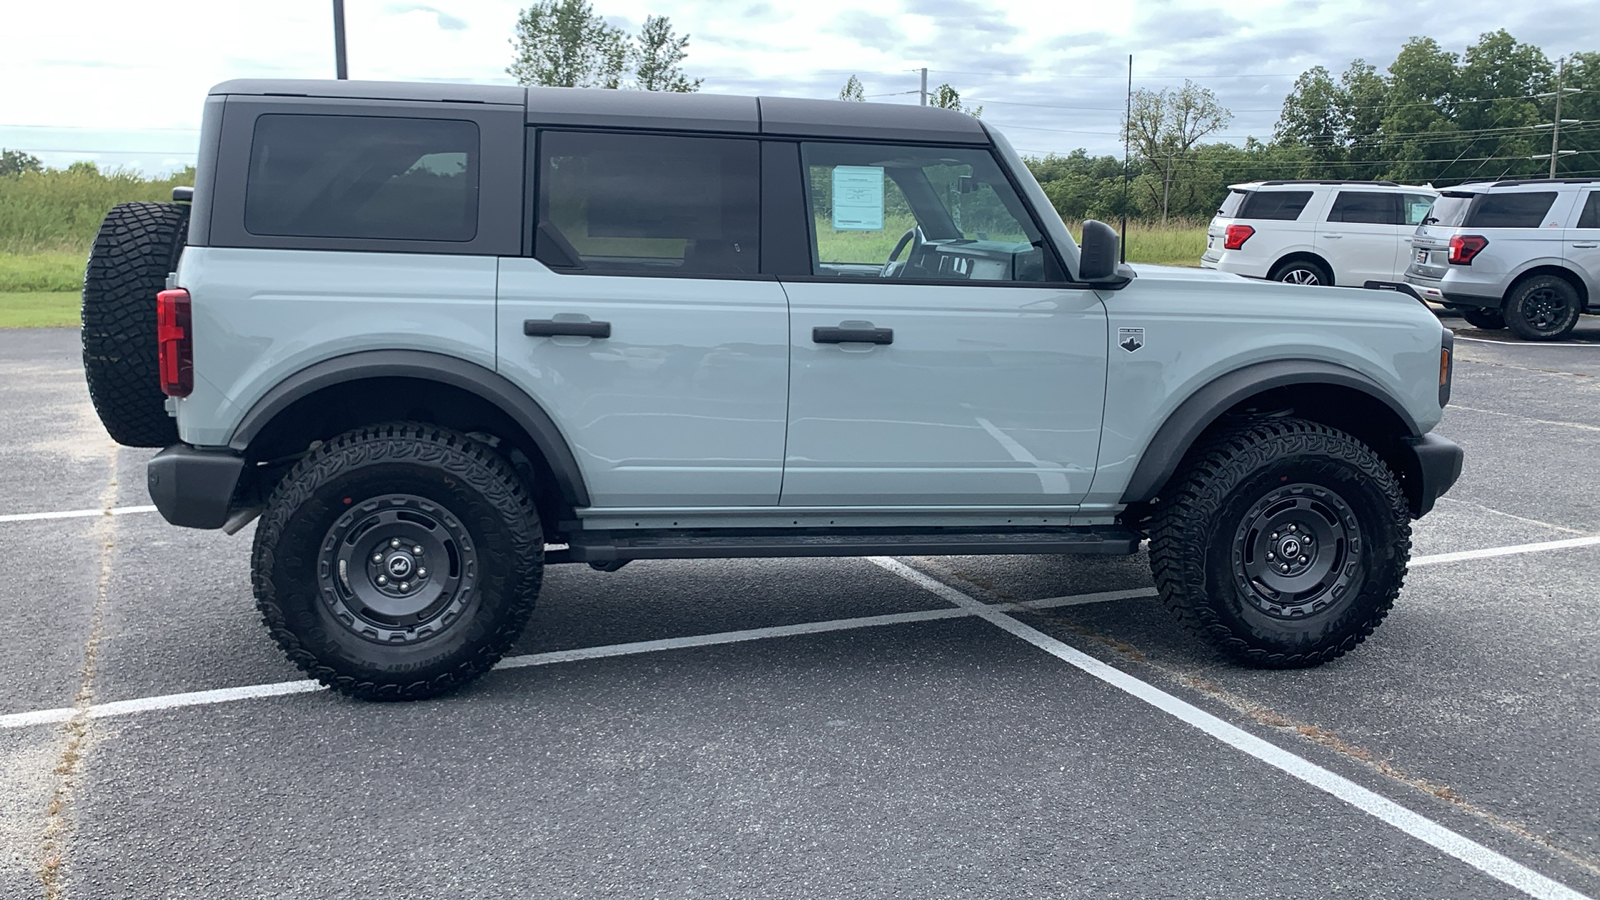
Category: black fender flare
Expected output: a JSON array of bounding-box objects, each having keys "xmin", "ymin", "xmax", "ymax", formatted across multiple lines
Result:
[
  {"xmin": 1120, "ymin": 359, "xmax": 1421, "ymax": 504},
  {"xmin": 228, "ymin": 350, "xmax": 590, "ymax": 508}
]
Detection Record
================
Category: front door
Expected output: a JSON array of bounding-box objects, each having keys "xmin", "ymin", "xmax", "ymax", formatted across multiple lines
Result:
[
  {"xmin": 779, "ymin": 142, "xmax": 1108, "ymax": 508},
  {"xmin": 1567, "ymin": 190, "xmax": 1600, "ymax": 302}
]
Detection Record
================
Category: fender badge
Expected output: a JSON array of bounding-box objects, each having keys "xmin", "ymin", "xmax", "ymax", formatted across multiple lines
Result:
[{"xmin": 1118, "ymin": 327, "xmax": 1145, "ymax": 353}]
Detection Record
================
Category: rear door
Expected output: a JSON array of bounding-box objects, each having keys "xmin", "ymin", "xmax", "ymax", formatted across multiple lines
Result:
[
  {"xmin": 777, "ymin": 141, "xmax": 1107, "ymax": 508},
  {"xmin": 495, "ymin": 130, "xmax": 790, "ymax": 508},
  {"xmin": 1318, "ymin": 190, "xmax": 1402, "ymax": 286},
  {"xmin": 1565, "ymin": 190, "xmax": 1600, "ymax": 306}
]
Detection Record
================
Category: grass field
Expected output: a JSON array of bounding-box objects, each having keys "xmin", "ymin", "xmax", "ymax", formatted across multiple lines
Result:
[
  {"xmin": 0, "ymin": 250, "xmax": 84, "ymax": 293},
  {"xmin": 0, "ymin": 291, "xmax": 79, "ymax": 328}
]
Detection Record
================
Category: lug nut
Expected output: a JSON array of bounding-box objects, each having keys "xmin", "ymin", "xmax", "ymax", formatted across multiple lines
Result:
[
  {"xmin": 377, "ymin": 575, "xmax": 388, "ymax": 586},
  {"xmin": 372, "ymin": 553, "xmax": 384, "ymax": 564},
  {"xmin": 390, "ymin": 538, "xmax": 401, "ymax": 549},
  {"xmin": 1267, "ymin": 552, "xmax": 1276, "ymax": 561},
  {"xmin": 1280, "ymin": 564, "xmax": 1290, "ymax": 572},
  {"xmin": 417, "ymin": 568, "xmax": 427, "ymax": 578},
  {"xmin": 413, "ymin": 545, "xmax": 424, "ymax": 555},
  {"xmin": 399, "ymin": 582, "xmax": 411, "ymax": 592}
]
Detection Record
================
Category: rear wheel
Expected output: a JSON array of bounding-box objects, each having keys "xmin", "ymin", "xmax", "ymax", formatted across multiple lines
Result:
[
  {"xmin": 1460, "ymin": 308, "xmax": 1505, "ymax": 330},
  {"xmin": 252, "ymin": 423, "xmax": 543, "ymax": 701},
  {"xmin": 1504, "ymin": 276, "xmax": 1581, "ymax": 341},
  {"xmin": 1148, "ymin": 418, "xmax": 1410, "ymax": 668},
  {"xmin": 1269, "ymin": 259, "xmax": 1332, "ymax": 287}
]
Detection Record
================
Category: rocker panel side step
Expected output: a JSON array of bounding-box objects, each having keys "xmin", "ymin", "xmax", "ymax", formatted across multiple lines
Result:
[{"xmin": 551, "ymin": 527, "xmax": 1142, "ymax": 564}]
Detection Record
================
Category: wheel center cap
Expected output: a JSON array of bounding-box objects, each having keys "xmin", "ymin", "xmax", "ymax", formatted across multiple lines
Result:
[
  {"xmin": 1279, "ymin": 537, "xmax": 1302, "ymax": 559},
  {"xmin": 386, "ymin": 553, "xmax": 415, "ymax": 579}
]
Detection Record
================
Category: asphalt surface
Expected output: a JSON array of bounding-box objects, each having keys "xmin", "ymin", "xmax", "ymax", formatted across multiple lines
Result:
[{"xmin": 2, "ymin": 312, "xmax": 1599, "ymax": 899}]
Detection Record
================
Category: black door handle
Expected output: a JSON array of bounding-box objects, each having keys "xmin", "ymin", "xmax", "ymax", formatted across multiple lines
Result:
[
  {"xmin": 813, "ymin": 326, "xmax": 893, "ymax": 345},
  {"xmin": 525, "ymin": 319, "xmax": 611, "ymax": 338}
]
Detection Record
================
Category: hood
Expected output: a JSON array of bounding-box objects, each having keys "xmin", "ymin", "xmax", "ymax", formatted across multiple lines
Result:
[
  {"xmin": 1123, "ymin": 263, "xmax": 1419, "ymax": 305},
  {"xmin": 1127, "ymin": 263, "xmax": 1251, "ymax": 283}
]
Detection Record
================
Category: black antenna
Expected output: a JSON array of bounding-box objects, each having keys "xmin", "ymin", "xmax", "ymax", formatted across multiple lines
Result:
[
  {"xmin": 333, "ymin": 0, "xmax": 349, "ymax": 80},
  {"xmin": 1120, "ymin": 53, "xmax": 1132, "ymax": 264}
]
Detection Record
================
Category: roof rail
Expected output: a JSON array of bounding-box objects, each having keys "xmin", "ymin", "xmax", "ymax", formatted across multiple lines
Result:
[
  {"xmin": 1484, "ymin": 177, "xmax": 1600, "ymax": 187},
  {"xmin": 1257, "ymin": 180, "xmax": 1401, "ymax": 187}
]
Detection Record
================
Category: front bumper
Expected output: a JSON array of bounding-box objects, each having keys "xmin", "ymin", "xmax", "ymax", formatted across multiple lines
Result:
[
  {"xmin": 1399, "ymin": 433, "xmax": 1464, "ymax": 519},
  {"xmin": 146, "ymin": 444, "xmax": 246, "ymax": 529}
]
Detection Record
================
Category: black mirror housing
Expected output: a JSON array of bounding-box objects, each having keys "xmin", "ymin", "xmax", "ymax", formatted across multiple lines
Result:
[{"xmin": 1078, "ymin": 219, "xmax": 1121, "ymax": 281}]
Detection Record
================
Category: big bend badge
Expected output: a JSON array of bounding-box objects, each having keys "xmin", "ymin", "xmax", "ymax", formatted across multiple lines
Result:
[{"xmin": 1118, "ymin": 327, "xmax": 1144, "ymax": 353}]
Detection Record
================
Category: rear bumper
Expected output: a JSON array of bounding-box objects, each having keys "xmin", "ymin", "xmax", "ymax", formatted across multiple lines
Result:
[
  {"xmin": 1400, "ymin": 433, "xmax": 1464, "ymax": 519},
  {"xmin": 146, "ymin": 444, "xmax": 245, "ymax": 529}
]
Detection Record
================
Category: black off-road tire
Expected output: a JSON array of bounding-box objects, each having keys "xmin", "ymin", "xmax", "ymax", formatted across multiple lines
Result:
[
  {"xmin": 81, "ymin": 201, "xmax": 189, "ymax": 447},
  {"xmin": 252, "ymin": 423, "xmax": 544, "ymax": 701},
  {"xmin": 1148, "ymin": 418, "xmax": 1410, "ymax": 668},
  {"xmin": 1460, "ymin": 308, "xmax": 1505, "ymax": 330},
  {"xmin": 1269, "ymin": 259, "xmax": 1333, "ymax": 287},
  {"xmin": 1504, "ymin": 275, "xmax": 1581, "ymax": 341}
]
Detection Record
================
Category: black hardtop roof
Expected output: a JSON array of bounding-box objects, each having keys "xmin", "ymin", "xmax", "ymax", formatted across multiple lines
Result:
[{"xmin": 207, "ymin": 79, "xmax": 990, "ymax": 145}]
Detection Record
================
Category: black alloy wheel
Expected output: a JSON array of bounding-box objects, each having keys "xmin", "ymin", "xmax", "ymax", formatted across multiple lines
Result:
[{"xmin": 1504, "ymin": 275, "xmax": 1581, "ymax": 341}]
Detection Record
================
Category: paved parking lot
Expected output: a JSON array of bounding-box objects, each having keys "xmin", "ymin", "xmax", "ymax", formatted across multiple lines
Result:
[{"xmin": 3, "ymin": 313, "xmax": 1599, "ymax": 899}]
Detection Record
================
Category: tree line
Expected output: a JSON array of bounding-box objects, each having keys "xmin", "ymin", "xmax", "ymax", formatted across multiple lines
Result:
[{"xmin": 1031, "ymin": 31, "xmax": 1600, "ymax": 224}]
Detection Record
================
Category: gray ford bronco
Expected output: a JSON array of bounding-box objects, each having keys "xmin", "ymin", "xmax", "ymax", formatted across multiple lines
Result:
[{"xmin": 80, "ymin": 79, "xmax": 1463, "ymax": 701}]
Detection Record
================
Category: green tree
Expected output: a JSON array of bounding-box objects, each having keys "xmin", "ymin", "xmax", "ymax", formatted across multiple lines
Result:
[
  {"xmin": 1276, "ymin": 66, "xmax": 1347, "ymax": 162},
  {"xmin": 839, "ymin": 74, "xmax": 864, "ymax": 102},
  {"xmin": 931, "ymin": 84, "xmax": 982, "ymax": 118},
  {"xmin": 633, "ymin": 15, "xmax": 701, "ymax": 92},
  {"xmin": 507, "ymin": 0, "xmax": 628, "ymax": 89},
  {"xmin": 1124, "ymin": 81, "xmax": 1231, "ymax": 223},
  {"xmin": 0, "ymin": 149, "xmax": 43, "ymax": 177}
]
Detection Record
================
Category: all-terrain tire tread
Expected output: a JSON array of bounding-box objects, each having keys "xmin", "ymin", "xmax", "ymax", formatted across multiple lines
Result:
[
  {"xmin": 1147, "ymin": 418, "xmax": 1411, "ymax": 669},
  {"xmin": 251, "ymin": 423, "xmax": 543, "ymax": 701}
]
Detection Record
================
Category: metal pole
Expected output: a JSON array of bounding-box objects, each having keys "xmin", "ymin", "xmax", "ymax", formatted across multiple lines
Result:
[
  {"xmin": 334, "ymin": 0, "xmax": 349, "ymax": 80},
  {"xmin": 920, "ymin": 68, "xmax": 928, "ymax": 106},
  {"xmin": 1551, "ymin": 57, "xmax": 1565, "ymax": 178}
]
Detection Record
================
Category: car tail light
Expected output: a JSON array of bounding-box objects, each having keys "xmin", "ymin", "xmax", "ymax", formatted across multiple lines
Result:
[
  {"xmin": 1448, "ymin": 235, "xmax": 1488, "ymax": 265},
  {"xmin": 1223, "ymin": 224, "xmax": 1254, "ymax": 251},
  {"xmin": 157, "ymin": 288, "xmax": 193, "ymax": 397}
]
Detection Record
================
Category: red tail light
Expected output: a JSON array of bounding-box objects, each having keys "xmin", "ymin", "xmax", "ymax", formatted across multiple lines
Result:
[
  {"xmin": 1448, "ymin": 235, "xmax": 1488, "ymax": 265},
  {"xmin": 157, "ymin": 288, "xmax": 193, "ymax": 397},
  {"xmin": 1223, "ymin": 224, "xmax": 1254, "ymax": 250}
]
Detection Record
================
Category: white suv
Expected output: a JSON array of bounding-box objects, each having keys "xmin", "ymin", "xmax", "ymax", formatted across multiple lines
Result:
[{"xmin": 1202, "ymin": 181, "xmax": 1438, "ymax": 287}]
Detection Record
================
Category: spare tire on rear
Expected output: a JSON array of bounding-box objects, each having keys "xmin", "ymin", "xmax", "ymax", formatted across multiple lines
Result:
[{"xmin": 81, "ymin": 202, "xmax": 189, "ymax": 448}]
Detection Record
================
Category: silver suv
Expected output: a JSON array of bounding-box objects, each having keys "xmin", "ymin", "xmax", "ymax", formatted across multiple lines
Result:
[
  {"xmin": 79, "ymin": 79, "xmax": 1463, "ymax": 700},
  {"xmin": 1403, "ymin": 178, "xmax": 1600, "ymax": 340}
]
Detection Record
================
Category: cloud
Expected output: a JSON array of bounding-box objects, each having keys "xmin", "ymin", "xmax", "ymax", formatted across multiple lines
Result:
[{"xmin": 385, "ymin": 3, "xmax": 468, "ymax": 31}]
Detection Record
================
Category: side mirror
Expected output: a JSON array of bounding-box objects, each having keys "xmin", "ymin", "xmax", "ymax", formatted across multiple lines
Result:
[{"xmin": 1078, "ymin": 219, "xmax": 1121, "ymax": 281}]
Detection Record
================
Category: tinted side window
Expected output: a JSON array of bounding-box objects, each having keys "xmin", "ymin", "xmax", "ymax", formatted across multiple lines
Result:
[
  {"xmin": 1577, "ymin": 193, "xmax": 1600, "ymax": 229},
  {"xmin": 536, "ymin": 131, "xmax": 759, "ymax": 276},
  {"xmin": 245, "ymin": 115, "xmax": 478, "ymax": 241},
  {"xmin": 1467, "ymin": 192, "xmax": 1558, "ymax": 228},
  {"xmin": 1238, "ymin": 191, "xmax": 1312, "ymax": 221},
  {"xmin": 1218, "ymin": 189, "xmax": 1247, "ymax": 217},
  {"xmin": 1328, "ymin": 191, "xmax": 1399, "ymax": 225}
]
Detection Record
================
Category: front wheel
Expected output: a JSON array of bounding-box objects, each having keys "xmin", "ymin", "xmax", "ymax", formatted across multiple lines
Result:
[
  {"xmin": 1460, "ymin": 308, "xmax": 1505, "ymax": 330},
  {"xmin": 252, "ymin": 423, "xmax": 543, "ymax": 701},
  {"xmin": 1148, "ymin": 419, "xmax": 1410, "ymax": 668}
]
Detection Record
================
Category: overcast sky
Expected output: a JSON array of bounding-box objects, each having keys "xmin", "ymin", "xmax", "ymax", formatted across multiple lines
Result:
[{"xmin": 2, "ymin": 0, "xmax": 1595, "ymax": 174}]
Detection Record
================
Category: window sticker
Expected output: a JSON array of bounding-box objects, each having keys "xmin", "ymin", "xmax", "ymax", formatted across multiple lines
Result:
[
  {"xmin": 1409, "ymin": 202, "xmax": 1433, "ymax": 224},
  {"xmin": 831, "ymin": 166, "xmax": 885, "ymax": 231}
]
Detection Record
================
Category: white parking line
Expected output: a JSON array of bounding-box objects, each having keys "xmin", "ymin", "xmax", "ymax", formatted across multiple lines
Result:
[
  {"xmin": 0, "ymin": 505, "xmax": 156, "ymax": 524},
  {"xmin": 1412, "ymin": 535, "xmax": 1600, "ymax": 567},
  {"xmin": 866, "ymin": 557, "xmax": 1593, "ymax": 900},
  {"xmin": 1449, "ymin": 405, "xmax": 1600, "ymax": 434},
  {"xmin": 1455, "ymin": 335, "xmax": 1597, "ymax": 348}
]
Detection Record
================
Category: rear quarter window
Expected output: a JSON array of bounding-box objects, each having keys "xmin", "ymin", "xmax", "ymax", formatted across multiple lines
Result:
[
  {"xmin": 1238, "ymin": 190, "xmax": 1313, "ymax": 221},
  {"xmin": 1217, "ymin": 190, "xmax": 1246, "ymax": 217},
  {"xmin": 244, "ymin": 114, "xmax": 479, "ymax": 242},
  {"xmin": 1466, "ymin": 192, "xmax": 1558, "ymax": 229}
]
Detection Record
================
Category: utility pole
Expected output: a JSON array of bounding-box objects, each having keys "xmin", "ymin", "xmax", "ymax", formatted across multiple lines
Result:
[
  {"xmin": 1533, "ymin": 57, "xmax": 1581, "ymax": 176},
  {"xmin": 919, "ymin": 68, "xmax": 928, "ymax": 107},
  {"xmin": 333, "ymin": 0, "xmax": 349, "ymax": 80}
]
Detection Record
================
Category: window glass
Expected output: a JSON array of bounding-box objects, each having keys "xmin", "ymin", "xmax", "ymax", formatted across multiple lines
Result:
[
  {"xmin": 1402, "ymin": 193, "xmax": 1436, "ymax": 226},
  {"xmin": 1466, "ymin": 192, "xmax": 1558, "ymax": 229},
  {"xmin": 1237, "ymin": 191, "xmax": 1312, "ymax": 221},
  {"xmin": 1327, "ymin": 191, "xmax": 1399, "ymax": 225},
  {"xmin": 1577, "ymin": 193, "xmax": 1600, "ymax": 229},
  {"xmin": 1217, "ymin": 189, "xmax": 1247, "ymax": 217},
  {"xmin": 1428, "ymin": 193, "xmax": 1476, "ymax": 227},
  {"xmin": 245, "ymin": 115, "xmax": 478, "ymax": 241},
  {"xmin": 536, "ymin": 131, "xmax": 759, "ymax": 275},
  {"xmin": 801, "ymin": 143, "xmax": 1048, "ymax": 282}
]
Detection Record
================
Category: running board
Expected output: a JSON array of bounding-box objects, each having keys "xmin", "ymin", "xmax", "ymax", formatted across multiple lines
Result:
[{"xmin": 549, "ymin": 527, "xmax": 1141, "ymax": 565}]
